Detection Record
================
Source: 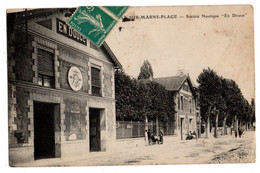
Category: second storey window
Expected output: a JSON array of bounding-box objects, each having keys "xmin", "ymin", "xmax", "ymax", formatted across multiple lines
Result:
[
  {"xmin": 37, "ymin": 48, "xmax": 55, "ymax": 88},
  {"xmin": 180, "ymin": 96, "xmax": 183, "ymax": 110},
  {"xmin": 91, "ymin": 66, "xmax": 101, "ymax": 96},
  {"xmin": 178, "ymin": 96, "xmax": 180, "ymax": 110}
]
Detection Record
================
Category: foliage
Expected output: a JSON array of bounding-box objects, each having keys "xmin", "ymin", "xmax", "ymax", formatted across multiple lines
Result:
[
  {"xmin": 115, "ymin": 69, "xmax": 175, "ymax": 124},
  {"xmin": 197, "ymin": 68, "xmax": 254, "ymax": 126},
  {"xmin": 197, "ymin": 68, "xmax": 226, "ymax": 122},
  {"xmin": 137, "ymin": 60, "xmax": 154, "ymax": 80}
]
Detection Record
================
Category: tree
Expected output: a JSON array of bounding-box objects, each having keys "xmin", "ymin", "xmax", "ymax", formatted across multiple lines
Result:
[
  {"xmin": 138, "ymin": 60, "xmax": 154, "ymax": 80},
  {"xmin": 197, "ymin": 68, "xmax": 252, "ymax": 138},
  {"xmin": 115, "ymin": 68, "xmax": 175, "ymax": 134},
  {"xmin": 197, "ymin": 68, "xmax": 226, "ymax": 138}
]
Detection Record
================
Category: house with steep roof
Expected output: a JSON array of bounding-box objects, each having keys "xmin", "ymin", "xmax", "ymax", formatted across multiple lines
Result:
[{"xmin": 154, "ymin": 74, "xmax": 201, "ymax": 140}]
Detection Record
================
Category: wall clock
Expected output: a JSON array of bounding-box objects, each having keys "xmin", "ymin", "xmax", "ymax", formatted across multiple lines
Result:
[{"xmin": 68, "ymin": 66, "xmax": 83, "ymax": 91}]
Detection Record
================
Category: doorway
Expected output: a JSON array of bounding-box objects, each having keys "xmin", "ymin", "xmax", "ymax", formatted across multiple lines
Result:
[
  {"xmin": 34, "ymin": 102, "xmax": 57, "ymax": 160},
  {"xmin": 89, "ymin": 108, "xmax": 101, "ymax": 152},
  {"xmin": 180, "ymin": 118, "xmax": 184, "ymax": 140}
]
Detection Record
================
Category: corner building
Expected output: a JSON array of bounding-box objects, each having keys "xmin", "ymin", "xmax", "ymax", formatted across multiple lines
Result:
[
  {"xmin": 154, "ymin": 75, "xmax": 201, "ymax": 140},
  {"xmin": 8, "ymin": 9, "xmax": 122, "ymax": 164}
]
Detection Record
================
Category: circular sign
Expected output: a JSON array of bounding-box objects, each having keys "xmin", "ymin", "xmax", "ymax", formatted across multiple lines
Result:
[{"xmin": 68, "ymin": 66, "xmax": 83, "ymax": 91}]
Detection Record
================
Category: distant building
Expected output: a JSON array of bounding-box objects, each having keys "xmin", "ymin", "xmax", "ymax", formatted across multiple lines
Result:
[
  {"xmin": 154, "ymin": 74, "xmax": 201, "ymax": 140},
  {"xmin": 8, "ymin": 9, "xmax": 121, "ymax": 164}
]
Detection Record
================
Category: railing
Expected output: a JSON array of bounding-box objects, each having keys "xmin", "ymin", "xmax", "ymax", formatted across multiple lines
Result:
[{"xmin": 116, "ymin": 121, "xmax": 175, "ymax": 139}]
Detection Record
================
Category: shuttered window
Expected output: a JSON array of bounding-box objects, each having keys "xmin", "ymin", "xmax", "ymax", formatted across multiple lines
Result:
[
  {"xmin": 91, "ymin": 67, "xmax": 101, "ymax": 96},
  {"xmin": 37, "ymin": 48, "xmax": 55, "ymax": 88},
  {"xmin": 38, "ymin": 49, "xmax": 54, "ymax": 76}
]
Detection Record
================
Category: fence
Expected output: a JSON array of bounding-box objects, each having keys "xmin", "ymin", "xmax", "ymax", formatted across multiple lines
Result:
[{"xmin": 116, "ymin": 121, "xmax": 175, "ymax": 139}]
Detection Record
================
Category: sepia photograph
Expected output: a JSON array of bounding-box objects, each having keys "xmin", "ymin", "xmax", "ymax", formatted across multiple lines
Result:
[{"xmin": 6, "ymin": 5, "xmax": 255, "ymax": 167}]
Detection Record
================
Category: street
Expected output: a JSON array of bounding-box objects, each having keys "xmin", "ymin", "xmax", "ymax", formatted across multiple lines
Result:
[{"xmin": 17, "ymin": 131, "xmax": 255, "ymax": 167}]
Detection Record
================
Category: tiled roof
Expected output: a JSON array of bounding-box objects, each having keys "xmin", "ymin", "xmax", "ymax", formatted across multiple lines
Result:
[{"xmin": 153, "ymin": 75, "xmax": 187, "ymax": 91}]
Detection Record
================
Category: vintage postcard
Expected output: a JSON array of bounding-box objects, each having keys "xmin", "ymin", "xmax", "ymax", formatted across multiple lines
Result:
[{"xmin": 7, "ymin": 5, "xmax": 255, "ymax": 167}]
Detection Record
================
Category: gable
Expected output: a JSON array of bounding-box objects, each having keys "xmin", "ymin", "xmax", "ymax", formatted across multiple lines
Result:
[
  {"xmin": 181, "ymin": 81, "xmax": 191, "ymax": 93},
  {"xmin": 36, "ymin": 18, "xmax": 52, "ymax": 30},
  {"xmin": 180, "ymin": 78, "xmax": 196, "ymax": 97},
  {"xmin": 20, "ymin": 9, "xmax": 121, "ymax": 68}
]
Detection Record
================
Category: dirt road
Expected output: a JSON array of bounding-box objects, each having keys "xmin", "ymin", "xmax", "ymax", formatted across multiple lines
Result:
[{"xmin": 51, "ymin": 131, "xmax": 255, "ymax": 166}]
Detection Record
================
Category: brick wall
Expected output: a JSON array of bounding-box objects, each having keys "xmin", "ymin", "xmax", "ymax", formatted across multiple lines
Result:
[
  {"xmin": 14, "ymin": 87, "xmax": 30, "ymax": 144},
  {"xmin": 13, "ymin": 32, "xmax": 34, "ymax": 83}
]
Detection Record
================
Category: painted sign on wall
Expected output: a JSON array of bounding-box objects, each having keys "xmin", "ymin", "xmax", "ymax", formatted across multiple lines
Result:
[{"xmin": 56, "ymin": 18, "xmax": 87, "ymax": 45}]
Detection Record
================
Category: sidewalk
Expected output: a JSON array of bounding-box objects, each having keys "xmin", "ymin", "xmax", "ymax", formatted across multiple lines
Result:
[
  {"xmin": 15, "ymin": 133, "xmax": 247, "ymax": 167},
  {"xmin": 15, "ymin": 135, "xmax": 179, "ymax": 167}
]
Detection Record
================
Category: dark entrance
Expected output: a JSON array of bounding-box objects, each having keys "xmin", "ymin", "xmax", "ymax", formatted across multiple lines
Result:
[
  {"xmin": 34, "ymin": 102, "xmax": 56, "ymax": 160},
  {"xmin": 180, "ymin": 118, "xmax": 184, "ymax": 140},
  {"xmin": 89, "ymin": 108, "xmax": 101, "ymax": 152}
]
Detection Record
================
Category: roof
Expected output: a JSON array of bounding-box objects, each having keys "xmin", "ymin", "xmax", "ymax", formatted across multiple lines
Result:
[
  {"xmin": 101, "ymin": 42, "xmax": 122, "ymax": 69},
  {"xmin": 8, "ymin": 8, "xmax": 122, "ymax": 69},
  {"xmin": 154, "ymin": 75, "xmax": 197, "ymax": 97},
  {"xmin": 153, "ymin": 75, "xmax": 187, "ymax": 91}
]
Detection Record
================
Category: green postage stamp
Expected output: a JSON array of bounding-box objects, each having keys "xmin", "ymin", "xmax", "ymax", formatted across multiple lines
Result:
[{"xmin": 68, "ymin": 6, "xmax": 128, "ymax": 47}]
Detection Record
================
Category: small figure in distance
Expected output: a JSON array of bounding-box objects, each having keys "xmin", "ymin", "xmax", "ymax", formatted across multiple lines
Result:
[{"xmin": 144, "ymin": 129, "xmax": 148, "ymax": 146}]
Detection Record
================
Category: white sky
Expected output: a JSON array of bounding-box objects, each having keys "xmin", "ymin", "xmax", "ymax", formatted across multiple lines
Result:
[{"xmin": 107, "ymin": 6, "xmax": 255, "ymax": 102}]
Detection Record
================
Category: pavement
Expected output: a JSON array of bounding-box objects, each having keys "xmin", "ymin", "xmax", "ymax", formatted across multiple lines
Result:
[{"xmin": 15, "ymin": 131, "xmax": 256, "ymax": 167}]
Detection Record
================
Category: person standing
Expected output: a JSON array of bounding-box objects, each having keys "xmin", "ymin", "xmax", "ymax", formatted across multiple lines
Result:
[
  {"xmin": 159, "ymin": 128, "xmax": 164, "ymax": 144},
  {"xmin": 144, "ymin": 130, "xmax": 148, "ymax": 146},
  {"xmin": 147, "ymin": 129, "xmax": 151, "ymax": 145}
]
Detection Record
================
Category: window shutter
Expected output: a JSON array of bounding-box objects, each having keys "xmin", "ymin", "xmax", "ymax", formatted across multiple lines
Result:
[
  {"xmin": 91, "ymin": 67, "xmax": 101, "ymax": 96},
  {"xmin": 91, "ymin": 67, "xmax": 101, "ymax": 87},
  {"xmin": 38, "ymin": 49, "xmax": 54, "ymax": 76}
]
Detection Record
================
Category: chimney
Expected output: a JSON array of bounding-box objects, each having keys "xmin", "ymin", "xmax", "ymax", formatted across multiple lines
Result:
[{"xmin": 178, "ymin": 69, "xmax": 185, "ymax": 77}]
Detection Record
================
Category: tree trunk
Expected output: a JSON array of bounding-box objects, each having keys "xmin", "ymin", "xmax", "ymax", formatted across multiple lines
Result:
[
  {"xmin": 145, "ymin": 116, "xmax": 148, "ymax": 130},
  {"xmin": 206, "ymin": 115, "xmax": 210, "ymax": 138},
  {"xmin": 205, "ymin": 104, "xmax": 212, "ymax": 139},
  {"xmin": 239, "ymin": 118, "xmax": 243, "ymax": 129},
  {"xmin": 223, "ymin": 112, "xmax": 229, "ymax": 135},
  {"xmin": 156, "ymin": 116, "xmax": 159, "ymax": 137},
  {"xmin": 231, "ymin": 118, "xmax": 234, "ymax": 135},
  {"xmin": 223, "ymin": 116, "xmax": 227, "ymax": 135},
  {"xmin": 234, "ymin": 115, "xmax": 238, "ymax": 138},
  {"xmin": 214, "ymin": 111, "xmax": 219, "ymax": 138}
]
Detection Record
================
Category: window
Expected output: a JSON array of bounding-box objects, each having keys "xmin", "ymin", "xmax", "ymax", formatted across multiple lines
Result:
[
  {"xmin": 180, "ymin": 96, "xmax": 183, "ymax": 110},
  {"xmin": 178, "ymin": 96, "xmax": 180, "ymax": 110},
  {"xmin": 91, "ymin": 66, "xmax": 101, "ymax": 96},
  {"xmin": 189, "ymin": 100, "xmax": 192, "ymax": 113},
  {"xmin": 37, "ymin": 48, "xmax": 55, "ymax": 88},
  {"xmin": 183, "ymin": 84, "xmax": 189, "ymax": 92}
]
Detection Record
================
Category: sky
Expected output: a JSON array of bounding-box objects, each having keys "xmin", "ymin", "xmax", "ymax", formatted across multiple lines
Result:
[{"xmin": 106, "ymin": 5, "xmax": 255, "ymax": 102}]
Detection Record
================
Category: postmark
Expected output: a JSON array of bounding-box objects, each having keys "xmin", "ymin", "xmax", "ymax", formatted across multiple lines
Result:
[
  {"xmin": 67, "ymin": 6, "xmax": 118, "ymax": 47},
  {"xmin": 104, "ymin": 6, "xmax": 129, "ymax": 19}
]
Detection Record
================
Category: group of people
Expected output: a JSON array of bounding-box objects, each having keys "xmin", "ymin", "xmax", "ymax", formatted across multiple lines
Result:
[
  {"xmin": 144, "ymin": 128, "xmax": 164, "ymax": 146},
  {"xmin": 186, "ymin": 131, "xmax": 197, "ymax": 140}
]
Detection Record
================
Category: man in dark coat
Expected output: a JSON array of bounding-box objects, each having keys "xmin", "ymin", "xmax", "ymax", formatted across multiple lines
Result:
[{"xmin": 147, "ymin": 129, "xmax": 151, "ymax": 145}]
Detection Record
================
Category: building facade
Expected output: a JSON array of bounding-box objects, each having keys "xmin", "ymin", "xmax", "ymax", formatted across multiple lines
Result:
[
  {"xmin": 154, "ymin": 75, "xmax": 201, "ymax": 140},
  {"xmin": 8, "ymin": 9, "xmax": 121, "ymax": 165}
]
